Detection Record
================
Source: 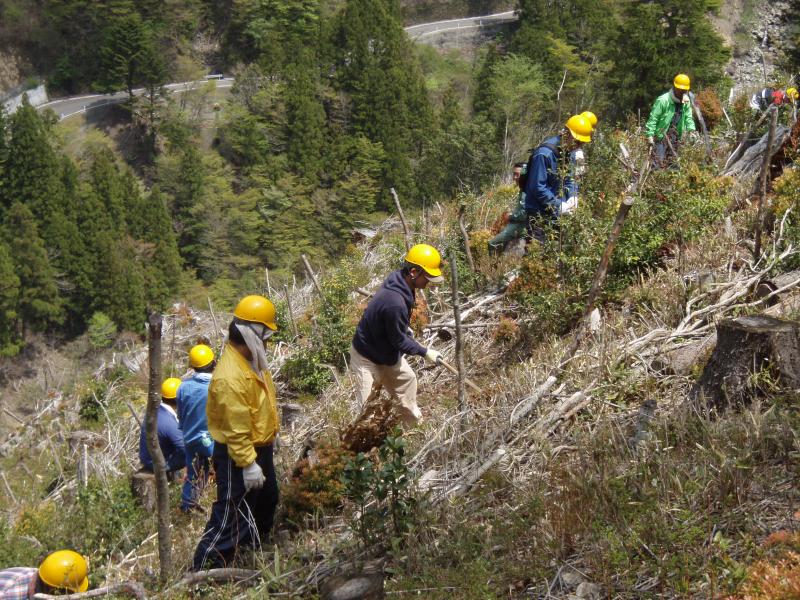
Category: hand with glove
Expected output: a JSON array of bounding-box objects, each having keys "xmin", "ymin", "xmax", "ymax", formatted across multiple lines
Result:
[
  {"xmin": 561, "ymin": 196, "xmax": 578, "ymax": 215},
  {"xmin": 242, "ymin": 461, "xmax": 265, "ymax": 492},
  {"xmin": 647, "ymin": 136, "xmax": 655, "ymax": 146},
  {"xmin": 424, "ymin": 348, "xmax": 442, "ymax": 365}
]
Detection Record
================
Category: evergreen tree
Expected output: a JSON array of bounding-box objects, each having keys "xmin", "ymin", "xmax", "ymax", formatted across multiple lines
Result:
[
  {"xmin": 0, "ymin": 240, "xmax": 21, "ymax": 356},
  {"xmin": 610, "ymin": 0, "xmax": 729, "ymax": 115},
  {"xmin": 284, "ymin": 53, "xmax": 326, "ymax": 183},
  {"xmin": 136, "ymin": 186, "xmax": 182, "ymax": 310},
  {"xmin": 97, "ymin": 10, "xmax": 145, "ymax": 97},
  {"xmin": 333, "ymin": 0, "xmax": 432, "ymax": 207},
  {"xmin": 256, "ymin": 174, "xmax": 322, "ymax": 272},
  {"xmin": 162, "ymin": 145, "xmax": 209, "ymax": 272},
  {"xmin": 3, "ymin": 202, "xmax": 62, "ymax": 334},
  {"xmin": 89, "ymin": 151, "xmax": 127, "ymax": 234}
]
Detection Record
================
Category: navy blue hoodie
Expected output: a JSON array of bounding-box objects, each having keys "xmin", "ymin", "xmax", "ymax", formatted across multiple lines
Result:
[{"xmin": 352, "ymin": 270, "xmax": 427, "ymax": 365}]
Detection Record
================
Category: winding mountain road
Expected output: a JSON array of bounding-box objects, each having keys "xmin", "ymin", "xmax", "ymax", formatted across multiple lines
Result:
[{"xmin": 38, "ymin": 10, "xmax": 519, "ymax": 121}]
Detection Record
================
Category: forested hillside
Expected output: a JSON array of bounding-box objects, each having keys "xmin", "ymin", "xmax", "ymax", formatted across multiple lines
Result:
[{"xmin": 0, "ymin": 0, "xmax": 796, "ymax": 357}]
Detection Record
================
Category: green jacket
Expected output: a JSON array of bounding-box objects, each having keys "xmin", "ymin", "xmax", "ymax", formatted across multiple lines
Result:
[{"xmin": 645, "ymin": 91, "xmax": 696, "ymax": 140}]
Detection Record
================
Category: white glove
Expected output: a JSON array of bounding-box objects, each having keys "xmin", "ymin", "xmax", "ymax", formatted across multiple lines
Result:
[
  {"xmin": 682, "ymin": 94, "xmax": 691, "ymax": 105},
  {"xmin": 647, "ymin": 136, "xmax": 655, "ymax": 145},
  {"xmin": 573, "ymin": 149, "xmax": 586, "ymax": 176},
  {"xmin": 561, "ymin": 196, "xmax": 578, "ymax": 215},
  {"xmin": 242, "ymin": 462, "xmax": 265, "ymax": 492},
  {"xmin": 424, "ymin": 349, "xmax": 442, "ymax": 365}
]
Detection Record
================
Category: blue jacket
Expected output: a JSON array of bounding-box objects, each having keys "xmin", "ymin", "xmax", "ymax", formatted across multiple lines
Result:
[
  {"xmin": 352, "ymin": 270, "xmax": 427, "ymax": 365},
  {"xmin": 524, "ymin": 136, "xmax": 577, "ymax": 218},
  {"xmin": 139, "ymin": 404, "xmax": 186, "ymax": 471},
  {"xmin": 176, "ymin": 373, "xmax": 213, "ymax": 447}
]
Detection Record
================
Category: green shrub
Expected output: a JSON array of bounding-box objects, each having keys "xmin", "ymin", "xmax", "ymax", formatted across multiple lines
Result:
[
  {"xmin": 342, "ymin": 432, "xmax": 417, "ymax": 548},
  {"xmin": 87, "ymin": 311, "xmax": 117, "ymax": 350}
]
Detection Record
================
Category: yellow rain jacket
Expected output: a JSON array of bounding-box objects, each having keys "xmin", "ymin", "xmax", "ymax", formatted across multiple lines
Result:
[{"xmin": 206, "ymin": 344, "xmax": 279, "ymax": 467}]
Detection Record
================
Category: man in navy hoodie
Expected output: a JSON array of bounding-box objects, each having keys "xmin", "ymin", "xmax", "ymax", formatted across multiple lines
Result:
[{"xmin": 350, "ymin": 244, "xmax": 444, "ymax": 425}]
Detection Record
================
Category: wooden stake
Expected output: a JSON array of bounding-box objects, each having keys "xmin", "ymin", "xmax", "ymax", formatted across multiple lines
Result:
[
  {"xmin": 457, "ymin": 205, "xmax": 475, "ymax": 272},
  {"xmin": 449, "ymin": 250, "xmax": 467, "ymax": 412},
  {"xmin": 145, "ymin": 312, "xmax": 172, "ymax": 584},
  {"xmin": 284, "ymin": 284, "xmax": 299, "ymax": 338},
  {"xmin": 390, "ymin": 187, "xmax": 411, "ymax": 252},
  {"xmin": 754, "ymin": 107, "xmax": 779, "ymax": 261},
  {"xmin": 301, "ymin": 254, "xmax": 324, "ymax": 298},
  {"xmin": 265, "ymin": 267, "xmax": 272, "ymax": 298}
]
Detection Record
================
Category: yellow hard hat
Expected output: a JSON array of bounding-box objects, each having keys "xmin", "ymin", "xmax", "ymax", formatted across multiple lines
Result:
[
  {"xmin": 404, "ymin": 244, "xmax": 444, "ymax": 282},
  {"xmin": 161, "ymin": 377, "xmax": 181, "ymax": 400},
  {"xmin": 39, "ymin": 550, "xmax": 89, "ymax": 593},
  {"xmin": 673, "ymin": 73, "xmax": 691, "ymax": 91},
  {"xmin": 787, "ymin": 87, "xmax": 798, "ymax": 101},
  {"xmin": 565, "ymin": 114, "xmax": 592, "ymax": 143},
  {"xmin": 189, "ymin": 344, "xmax": 215, "ymax": 369},
  {"xmin": 234, "ymin": 295, "xmax": 277, "ymax": 331},
  {"xmin": 581, "ymin": 111, "xmax": 598, "ymax": 128}
]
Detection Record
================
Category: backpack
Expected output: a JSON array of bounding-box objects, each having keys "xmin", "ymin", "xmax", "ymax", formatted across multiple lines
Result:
[{"xmin": 520, "ymin": 141, "xmax": 560, "ymax": 191}]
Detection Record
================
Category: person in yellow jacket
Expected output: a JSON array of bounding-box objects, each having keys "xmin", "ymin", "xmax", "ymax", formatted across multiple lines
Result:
[{"xmin": 192, "ymin": 295, "xmax": 280, "ymax": 571}]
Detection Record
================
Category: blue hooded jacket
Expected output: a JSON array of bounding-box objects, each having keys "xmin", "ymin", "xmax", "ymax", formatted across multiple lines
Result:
[
  {"xmin": 524, "ymin": 135, "xmax": 578, "ymax": 218},
  {"xmin": 139, "ymin": 404, "xmax": 186, "ymax": 471},
  {"xmin": 352, "ymin": 270, "xmax": 427, "ymax": 365},
  {"xmin": 176, "ymin": 373, "xmax": 213, "ymax": 448}
]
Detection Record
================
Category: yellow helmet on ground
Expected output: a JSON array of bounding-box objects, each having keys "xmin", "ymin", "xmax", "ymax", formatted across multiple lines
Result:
[
  {"xmin": 234, "ymin": 295, "xmax": 277, "ymax": 331},
  {"xmin": 161, "ymin": 377, "xmax": 182, "ymax": 400},
  {"xmin": 787, "ymin": 87, "xmax": 799, "ymax": 101},
  {"xmin": 565, "ymin": 114, "xmax": 592, "ymax": 143},
  {"xmin": 39, "ymin": 550, "xmax": 89, "ymax": 593},
  {"xmin": 404, "ymin": 244, "xmax": 444, "ymax": 282},
  {"xmin": 673, "ymin": 73, "xmax": 691, "ymax": 91},
  {"xmin": 581, "ymin": 111, "xmax": 598, "ymax": 128},
  {"xmin": 189, "ymin": 344, "xmax": 215, "ymax": 369}
]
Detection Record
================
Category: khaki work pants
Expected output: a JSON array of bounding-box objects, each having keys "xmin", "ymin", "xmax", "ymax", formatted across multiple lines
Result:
[{"xmin": 349, "ymin": 345, "xmax": 421, "ymax": 425}]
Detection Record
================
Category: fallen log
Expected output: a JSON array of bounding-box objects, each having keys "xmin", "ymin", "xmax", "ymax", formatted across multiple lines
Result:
[{"xmin": 692, "ymin": 315, "xmax": 800, "ymax": 409}]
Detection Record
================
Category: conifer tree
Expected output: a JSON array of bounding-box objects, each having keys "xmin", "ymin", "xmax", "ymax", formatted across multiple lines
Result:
[
  {"xmin": 137, "ymin": 186, "xmax": 182, "ymax": 310},
  {"xmin": 3, "ymin": 202, "xmax": 62, "ymax": 334},
  {"xmin": 164, "ymin": 145, "xmax": 209, "ymax": 272},
  {"xmin": 256, "ymin": 174, "xmax": 321, "ymax": 272},
  {"xmin": 284, "ymin": 53, "xmax": 326, "ymax": 183},
  {"xmin": 333, "ymin": 0, "xmax": 432, "ymax": 207},
  {"xmin": 610, "ymin": 0, "xmax": 729, "ymax": 114},
  {"xmin": 96, "ymin": 11, "xmax": 150, "ymax": 99},
  {"xmin": 0, "ymin": 240, "xmax": 21, "ymax": 356},
  {"xmin": 89, "ymin": 150, "xmax": 127, "ymax": 234}
]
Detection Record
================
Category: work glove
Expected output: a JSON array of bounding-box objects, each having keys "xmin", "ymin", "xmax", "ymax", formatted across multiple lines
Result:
[
  {"xmin": 688, "ymin": 131, "xmax": 699, "ymax": 142},
  {"xmin": 242, "ymin": 462, "xmax": 265, "ymax": 492},
  {"xmin": 647, "ymin": 136, "xmax": 655, "ymax": 146},
  {"xmin": 424, "ymin": 348, "xmax": 442, "ymax": 365},
  {"xmin": 561, "ymin": 196, "xmax": 578, "ymax": 215}
]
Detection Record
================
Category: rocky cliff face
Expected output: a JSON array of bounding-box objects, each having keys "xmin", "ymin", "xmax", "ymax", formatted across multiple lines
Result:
[{"xmin": 715, "ymin": 0, "xmax": 794, "ymax": 97}]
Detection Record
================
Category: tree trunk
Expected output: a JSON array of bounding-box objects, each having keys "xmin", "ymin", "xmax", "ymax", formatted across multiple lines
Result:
[
  {"xmin": 130, "ymin": 471, "xmax": 157, "ymax": 513},
  {"xmin": 146, "ymin": 312, "xmax": 172, "ymax": 584},
  {"xmin": 692, "ymin": 315, "xmax": 800, "ymax": 409}
]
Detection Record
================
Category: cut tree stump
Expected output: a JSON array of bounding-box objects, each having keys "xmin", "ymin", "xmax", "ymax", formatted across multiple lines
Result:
[
  {"xmin": 692, "ymin": 315, "xmax": 800, "ymax": 408},
  {"xmin": 130, "ymin": 471, "xmax": 157, "ymax": 513},
  {"xmin": 319, "ymin": 559, "xmax": 385, "ymax": 600}
]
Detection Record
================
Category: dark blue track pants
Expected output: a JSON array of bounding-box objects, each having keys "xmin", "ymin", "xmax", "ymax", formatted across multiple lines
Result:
[{"xmin": 191, "ymin": 442, "xmax": 278, "ymax": 571}]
